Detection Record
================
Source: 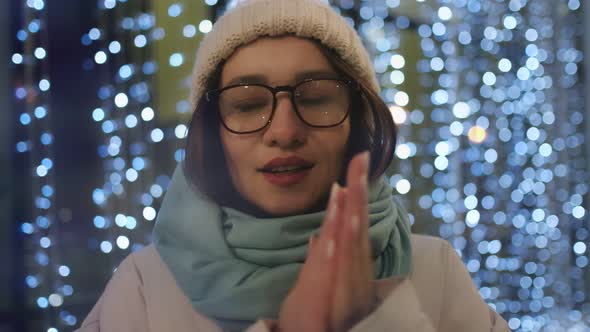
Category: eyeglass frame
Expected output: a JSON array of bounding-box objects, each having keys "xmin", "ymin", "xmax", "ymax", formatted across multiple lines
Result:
[{"xmin": 204, "ymin": 78, "xmax": 360, "ymax": 134}]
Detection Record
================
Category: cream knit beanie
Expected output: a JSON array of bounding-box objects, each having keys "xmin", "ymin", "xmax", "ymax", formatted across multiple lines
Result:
[{"xmin": 189, "ymin": 0, "xmax": 379, "ymax": 111}]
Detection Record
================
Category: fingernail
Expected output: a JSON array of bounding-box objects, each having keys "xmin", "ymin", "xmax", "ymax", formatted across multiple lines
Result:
[
  {"xmin": 361, "ymin": 152, "xmax": 370, "ymax": 185},
  {"xmin": 350, "ymin": 215, "xmax": 360, "ymax": 233},
  {"xmin": 326, "ymin": 239, "xmax": 335, "ymax": 258},
  {"xmin": 360, "ymin": 172, "xmax": 368, "ymax": 187},
  {"xmin": 308, "ymin": 235, "xmax": 314, "ymax": 247},
  {"xmin": 328, "ymin": 183, "xmax": 340, "ymax": 221},
  {"xmin": 330, "ymin": 182, "xmax": 340, "ymax": 201}
]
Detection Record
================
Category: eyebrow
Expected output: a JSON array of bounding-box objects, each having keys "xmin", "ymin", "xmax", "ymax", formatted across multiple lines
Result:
[{"xmin": 224, "ymin": 70, "xmax": 339, "ymax": 87}]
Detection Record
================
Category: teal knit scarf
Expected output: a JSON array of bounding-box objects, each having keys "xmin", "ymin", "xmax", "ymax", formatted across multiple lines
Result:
[{"xmin": 153, "ymin": 165, "xmax": 412, "ymax": 331}]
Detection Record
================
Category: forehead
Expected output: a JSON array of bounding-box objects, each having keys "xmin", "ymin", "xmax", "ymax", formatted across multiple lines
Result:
[{"xmin": 220, "ymin": 36, "xmax": 337, "ymax": 86}]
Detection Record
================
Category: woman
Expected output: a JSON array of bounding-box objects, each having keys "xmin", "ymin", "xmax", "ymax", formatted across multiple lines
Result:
[{"xmin": 78, "ymin": 0, "xmax": 509, "ymax": 331}]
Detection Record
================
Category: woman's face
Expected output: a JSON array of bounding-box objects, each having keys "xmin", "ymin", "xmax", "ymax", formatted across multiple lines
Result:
[{"xmin": 219, "ymin": 36, "xmax": 350, "ymax": 216}]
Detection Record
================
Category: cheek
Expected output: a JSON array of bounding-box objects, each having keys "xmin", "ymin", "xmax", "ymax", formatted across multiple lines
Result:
[
  {"xmin": 219, "ymin": 130, "xmax": 261, "ymax": 198},
  {"xmin": 322, "ymin": 123, "xmax": 350, "ymax": 171},
  {"xmin": 336, "ymin": 122, "xmax": 351, "ymax": 156},
  {"xmin": 337, "ymin": 123, "xmax": 352, "ymax": 167},
  {"xmin": 219, "ymin": 131, "xmax": 244, "ymax": 178}
]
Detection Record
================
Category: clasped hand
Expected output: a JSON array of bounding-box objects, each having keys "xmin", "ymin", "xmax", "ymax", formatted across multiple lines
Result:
[{"xmin": 278, "ymin": 151, "xmax": 376, "ymax": 332}]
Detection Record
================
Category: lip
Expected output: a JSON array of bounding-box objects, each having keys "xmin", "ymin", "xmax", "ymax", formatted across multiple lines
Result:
[
  {"xmin": 259, "ymin": 156, "xmax": 314, "ymax": 172},
  {"xmin": 261, "ymin": 168, "xmax": 312, "ymax": 186},
  {"xmin": 258, "ymin": 156, "xmax": 315, "ymax": 187}
]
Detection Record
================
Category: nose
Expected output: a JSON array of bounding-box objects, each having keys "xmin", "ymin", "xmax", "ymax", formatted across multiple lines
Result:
[{"xmin": 261, "ymin": 93, "xmax": 307, "ymax": 149}]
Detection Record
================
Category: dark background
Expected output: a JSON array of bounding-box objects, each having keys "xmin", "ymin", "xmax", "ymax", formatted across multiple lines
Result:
[{"xmin": 2, "ymin": 1, "xmax": 104, "ymax": 330}]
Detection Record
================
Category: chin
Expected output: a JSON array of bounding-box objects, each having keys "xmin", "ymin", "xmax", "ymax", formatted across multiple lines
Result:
[{"xmin": 257, "ymin": 199, "xmax": 312, "ymax": 217}]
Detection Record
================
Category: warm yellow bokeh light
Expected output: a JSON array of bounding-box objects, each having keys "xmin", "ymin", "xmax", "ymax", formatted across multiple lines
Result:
[
  {"xmin": 468, "ymin": 125, "xmax": 487, "ymax": 144},
  {"xmin": 389, "ymin": 105, "xmax": 407, "ymax": 124}
]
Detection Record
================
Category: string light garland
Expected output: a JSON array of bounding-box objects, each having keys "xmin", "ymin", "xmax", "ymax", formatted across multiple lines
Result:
[
  {"xmin": 84, "ymin": 0, "xmax": 213, "ymax": 258},
  {"xmin": 86, "ymin": 0, "xmax": 161, "ymax": 269},
  {"xmin": 78, "ymin": 1, "xmax": 213, "ymax": 328},
  {"xmin": 12, "ymin": 0, "xmax": 78, "ymax": 330},
  {"xmin": 350, "ymin": 0, "xmax": 588, "ymax": 330}
]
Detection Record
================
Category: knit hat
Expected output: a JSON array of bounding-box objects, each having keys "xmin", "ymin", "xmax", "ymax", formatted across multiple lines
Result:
[{"xmin": 189, "ymin": 0, "xmax": 380, "ymax": 111}]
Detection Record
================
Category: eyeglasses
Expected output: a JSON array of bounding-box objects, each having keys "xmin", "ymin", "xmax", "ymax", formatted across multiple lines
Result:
[{"xmin": 205, "ymin": 78, "xmax": 357, "ymax": 134}]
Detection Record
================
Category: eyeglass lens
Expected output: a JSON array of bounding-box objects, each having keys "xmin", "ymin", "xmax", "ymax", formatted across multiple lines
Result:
[{"xmin": 218, "ymin": 80, "xmax": 350, "ymax": 133}]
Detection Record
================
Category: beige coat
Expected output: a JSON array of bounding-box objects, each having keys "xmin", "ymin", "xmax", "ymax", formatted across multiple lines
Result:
[{"xmin": 77, "ymin": 235, "xmax": 509, "ymax": 331}]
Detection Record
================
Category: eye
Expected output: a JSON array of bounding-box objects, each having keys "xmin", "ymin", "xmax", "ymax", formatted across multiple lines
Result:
[
  {"xmin": 231, "ymin": 98, "xmax": 270, "ymax": 112},
  {"xmin": 295, "ymin": 88, "xmax": 337, "ymax": 104},
  {"xmin": 297, "ymin": 95, "xmax": 332, "ymax": 105}
]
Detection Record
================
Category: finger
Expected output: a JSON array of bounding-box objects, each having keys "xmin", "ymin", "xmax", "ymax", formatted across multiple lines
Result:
[
  {"xmin": 294, "ymin": 254, "xmax": 334, "ymax": 328},
  {"xmin": 300, "ymin": 184, "xmax": 339, "ymax": 289},
  {"xmin": 353, "ymin": 152, "xmax": 372, "ymax": 275},
  {"xmin": 331, "ymin": 153, "xmax": 370, "ymax": 330},
  {"xmin": 318, "ymin": 182, "xmax": 341, "ymax": 243},
  {"xmin": 346, "ymin": 152, "xmax": 368, "ymax": 251},
  {"xmin": 297, "ymin": 184, "xmax": 341, "ymax": 316},
  {"xmin": 347, "ymin": 153, "xmax": 371, "ymax": 299},
  {"xmin": 282, "ymin": 232, "xmax": 333, "ymax": 332},
  {"xmin": 302, "ymin": 182, "xmax": 340, "ymax": 276},
  {"xmin": 302, "ymin": 231, "xmax": 334, "ymax": 284},
  {"xmin": 356, "ymin": 152, "xmax": 375, "ymax": 311},
  {"xmin": 303, "ymin": 182, "xmax": 340, "ymax": 274},
  {"xmin": 330, "ymin": 186, "xmax": 356, "ymax": 332},
  {"xmin": 307, "ymin": 234, "xmax": 317, "ymax": 255},
  {"xmin": 309, "ymin": 186, "xmax": 346, "ymax": 327}
]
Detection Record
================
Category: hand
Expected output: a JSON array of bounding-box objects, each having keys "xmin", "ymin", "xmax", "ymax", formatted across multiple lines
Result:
[{"xmin": 277, "ymin": 152, "xmax": 375, "ymax": 332}]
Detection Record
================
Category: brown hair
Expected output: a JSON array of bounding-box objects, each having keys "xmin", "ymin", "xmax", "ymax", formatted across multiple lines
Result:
[{"xmin": 183, "ymin": 38, "xmax": 397, "ymax": 210}]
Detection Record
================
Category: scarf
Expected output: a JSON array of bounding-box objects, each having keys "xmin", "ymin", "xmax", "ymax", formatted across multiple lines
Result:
[{"xmin": 153, "ymin": 165, "xmax": 412, "ymax": 331}]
